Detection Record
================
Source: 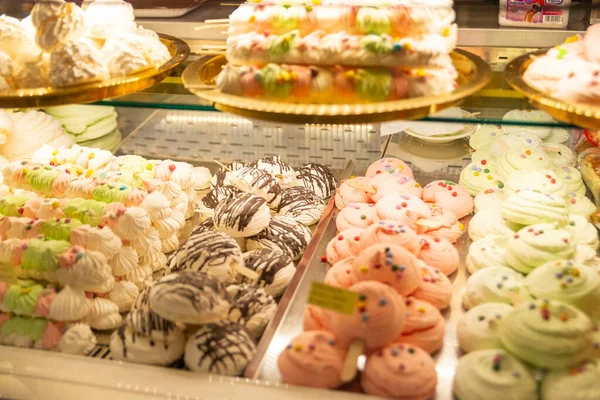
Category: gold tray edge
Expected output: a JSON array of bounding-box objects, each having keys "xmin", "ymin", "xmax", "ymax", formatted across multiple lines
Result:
[
  {"xmin": 182, "ymin": 49, "xmax": 492, "ymax": 124},
  {"xmin": 504, "ymin": 50, "xmax": 600, "ymax": 130},
  {"xmin": 0, "ymin": 34, "xmax": 191, "ymax": 108}
]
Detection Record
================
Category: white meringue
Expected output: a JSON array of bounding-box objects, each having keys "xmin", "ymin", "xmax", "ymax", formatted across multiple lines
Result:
[
  {"xmin": 48, "ymin": 285, "xmax": 91, "ymax": 321},
  {"xmin": 114, "ymin": 207, "xmax": 151, "ymax": 239},
  {"xmin": 32, "ymin": 1, "xmax": 86, "ymax": 52},
  {"xmin": 0, "ymin": 15, "xmax": 40, "ymax": 60},
  {"xmin": 141, "ymin": 191, "xmax": 172, "ymax": 222},
  {"xmin": 102, "ymin": 36, "xmax": 152, "ymax": 77},
  {"xmin": 108, "ymin": 281, "xmax": 139, "ymax": 313},
  {"xmin": 58, "ymin": 251, "xmax": 115, "ymax": 293},
  {"xmin": 59, "ymin": 323, "xmax": 96, "ymax": 355},
  {"xmin": 84, "ymin": 0, "xmax": 136, "ymax": 40},
  {"xmin": 126, "ymin": 263, "xmax": 153, "ymax": 288},
  {"xmin": 108, "ymin": 246, "xmax": 139, "ymax": 277},
  {"xmin": 82, "ymin": 297, "xmax": 122, "ymax": 330},
  {"xmin": 49, "ymin": 39, "xmax": 108, "ymax": 88}
]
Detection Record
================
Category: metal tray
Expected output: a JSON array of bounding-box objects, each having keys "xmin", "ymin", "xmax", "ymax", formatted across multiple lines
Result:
[{"xmin": 244, "ymin": 133, "xmax": 474, "ymax": 400}]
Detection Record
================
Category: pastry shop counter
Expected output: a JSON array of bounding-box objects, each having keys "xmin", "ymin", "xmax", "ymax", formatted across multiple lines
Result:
[{"xmin": 0, "ymin": 108, "xmax": 597, "ymax": 400}]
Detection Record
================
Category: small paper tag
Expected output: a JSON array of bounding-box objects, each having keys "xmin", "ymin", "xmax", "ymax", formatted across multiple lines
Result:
[
  {"xmin": 0, "ymin": 262, "xmax": 18, "ymax": 284},
  {"xmin": 307, "ymin": 282, "xmax": 358, "ymax": 315}
]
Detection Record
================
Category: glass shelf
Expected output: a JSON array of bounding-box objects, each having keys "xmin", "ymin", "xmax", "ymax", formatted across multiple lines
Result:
[{"xmin": 95, "ymin": 54, "xmax": 579, "ymax": 130}]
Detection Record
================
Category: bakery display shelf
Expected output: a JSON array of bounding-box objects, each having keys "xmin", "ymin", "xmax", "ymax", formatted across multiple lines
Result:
[
  {"xmin": 0, "ymin": 34, "xmax": 190, "ymax": 109},
  {"xmin": 505, "ymin": 50, "xmax": 600, "ymax": 130},
  {"xmin": 94, "ymin": 53, "xmax": 582, "ymax": 130},
  {"xmin": 247, "ymin": 140, "xmax": 469, "ymax": 400},
  {"xmin": 115, "ymin": 108, "xmax": 386, "ymax": 174},
  {"xmin": 181, "ymin": 49, "xmax": 492, "ymax": 125}
]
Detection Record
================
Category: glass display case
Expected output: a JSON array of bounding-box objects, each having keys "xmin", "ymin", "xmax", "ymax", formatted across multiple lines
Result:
[{"xmin": 0, "ymin": 1, "xmax": 599, "ymax": 399}]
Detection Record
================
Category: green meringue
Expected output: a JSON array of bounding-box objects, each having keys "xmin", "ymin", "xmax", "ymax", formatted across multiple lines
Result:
[
  {"xmin": 92, "ymin": 183, "xmax": 132, "ymax": 204},
  {"xmin": 501, "ymin": 189, "xmax": 569, "ymax": 226},
  {"xmin": 0, "ymin": 196, "xmax": 29, "ymax": 217},
  {"xmin": 500, "ymin": 299, "xmax": 594, "ymax": 369},
  {"xmin": 63, "ymin": 198, "xmax": 106, "ymax": 226},
  {"xmin": 25, "ymin": 167, "xmax": 60, "ymax": 193},
  {"xmin": 21, "ymin": 239, "xmax": 70, "ymax": 272},
  {"xmin": 453, "ymin": 349, "xmax": 537, "ymax": 400},
  {"xmin": 3, "ymin": 280, "xmax": 43, "ymax": 316},
  {"xmin": 541, "ymin": 360, "xmax": 600, "ymax": 400},
  {"xmin": 525, "ymin": 261, "xmax": 600, "ymax": 320},
  {"xmin": 505, "ymin": 223, "xmax": 575, "ymax": 274},
  {"xmin": 40, "ymin": 218, "xmax": 83, "ymax": 242},
  {"xmin": 1, "ymin": 316, "xmax": 48, "ymax": 342}
]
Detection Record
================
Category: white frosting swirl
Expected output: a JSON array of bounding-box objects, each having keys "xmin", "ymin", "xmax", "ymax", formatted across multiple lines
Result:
[
  {"xmin": 59, "ymin": 323, "xmax": 96, "ymax": 355},
  {"xmin": 108, "ymin": 281, "xmax": 139, "ymax": 313},
  {"xmin": 109, "ymin": 246, "xmax": 139, "ymax": 277},
  {"xmin": 58, "ymin": 251, "xmax": 115, "ymax": 293},
  {"xmin": 82, "ymin": 297, "xmax": 122, "ymax": 330}
]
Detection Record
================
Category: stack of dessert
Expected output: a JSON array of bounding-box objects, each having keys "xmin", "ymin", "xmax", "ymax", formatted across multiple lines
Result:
[
  {"xmin": 46, "ymin": 105, "xmax": 122, "ymax": 151},
  {"xmin": 452, "ymin": 116, "xmax": 600, "ymax": 398},
  {"xmin": 460, "ymin": 108, "xmax": 594, "ymax": 219},
  {"xmin": 523, "ymin": 24, "xmax": 600, "ymax": 106},
  {"xmin": 109, "ymin": 156, "xmax": 338, "ymax": 373},
  {"xmin": 218, "ymin": 0, "xmax": 459, "ymax": 103},
  {"xmin": 0, "ymin": 0, "xmax": 171, "ymax": 91},
  {"xmin": 278, "ymin": 156, "xmax": 473, "ymax": 398},
  {"xmin": 0, "ymin": 144, "xmax": 211, "ymax": 354},
  {"xmin": 0, "ymin": 110, "xmax": 75, "ymax": 165}
]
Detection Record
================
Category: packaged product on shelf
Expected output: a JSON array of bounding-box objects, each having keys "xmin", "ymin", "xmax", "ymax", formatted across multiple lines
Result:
[{"xmin": 499, "ymin": 0, "xmax": 571, "ymax": 28}]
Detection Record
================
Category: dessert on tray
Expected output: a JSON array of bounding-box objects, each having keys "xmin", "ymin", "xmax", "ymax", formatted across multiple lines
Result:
[
  {"xmin": 523, "ymin": 25, "xmax": 600, "ymax": 106},
  {"xmin": 0, "ymin": 0, "xmax": 171, "ymax": 91},
  {"xmin": 219, "ymin": 0, "xmax": 459, "ymax": 103}
]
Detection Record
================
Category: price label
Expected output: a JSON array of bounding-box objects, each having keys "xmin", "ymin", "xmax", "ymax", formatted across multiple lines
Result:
[
  {"xmin": 307, "ymin": 282, "xmax": 358, "ymax": 315},
  {"xmin": 0, "ymin": 263, "xmax": 18, "ymax": 284}
]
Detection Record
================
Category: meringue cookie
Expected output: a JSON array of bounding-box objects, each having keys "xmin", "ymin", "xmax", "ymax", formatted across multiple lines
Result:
[
  {"xmin": 108, "ymin": 246, "xmax": 139, "ymax": 277},
  {"xmin": 545, "ymin": 143, "xmax": 576, "ymax": 167},
  {"xmin": 58, "ymin": 251, "xmax": 115, "ymax": 293},
  {"xmin": 525, "ymin": 261, "xmax": 600, "ymax": 320},
  {"xmin": 48, "ymin": 285, "xmax": 90, "ymax": 321},
  {"xmin": 466, "ymin": 235, "xmax": 508, "ymax": 274},
  {"xmin": 184, "ymin": 320, "xmax": 256, "ymax": 376},
  {"xmin": 82, "ymin": 297, "xmax": 122, "ymax": 330},
  {"xmin": 227, "ymin": 284, "xmax": 277, "ymax": 340},
  {"xmin": 541, "ymin": 361, "xmax": 600, "ymax": 400},
  {"xmin": 229, "ymin": 166, "xmax": 282, "ymax": 209},
  {"xmin": 502, "ymin": 109, "xmax": 554, "ymax": 139},
  {"xmin": 114, "ymin": 207, "xmax": 151, "ymax": 240},
  {"xmin": 365, "ymin": 157, "xmax": 414, "ymax": 179},
  {"xmin": 554, "ymin": 165, "xmax": 587, "ymax": 198},
  {"xmin": 495, "ymin": 146, "xmax": 552, "ymax": 180},
  {"xmin": 336, "ymin": 202, "xmax": 376, "ymax": 231},
  {"xmin": 501, "ymin": 189, "xmax": 569, "ymax": 226},
  {"xmin": 213, "ymin": 192, "xmax": 271, "ymax": 238},
  {"xmin": 334, "ymin": 177, "xmax": 372, "ymax": 210},
  {"xmin": 169, "ymin": 230, "xmax": 242, "ymax": 282},
  {"xmin": 84, "ymin": 0, "xmax": 136, "ymax": 40},
  {"xmin": 326, "ymin": 227, "xmax": 363, "ymax": 265},
  {"xmin": 108, "ymin": 281, "xmax": 139, "ymax": 313},
  {"xmin": 358, "ymin": 220, "xmax": 420, "ymax": 255},
  {"xmin": 469, "ymin": 124, "xmax": 505, "ymax": 150},
  {"xmin": 506, "ymin": 223, "xmax": 576, "ymax": 274},
  {"xmin": 463, "ymin": 266, "xmax": 524, "ymax": 310},
  {"xmin": 110, "ymin": 324, "xmax": 185, "ymax": 366},
  {"xmin": 33, "ymin": 1, "xmax": 86, "ymax": 52},
  {"xmin": 59, "ymin": 323, "xmax": 96, "ymax": 355},
  {"xmin": 277, "ymin": 186, "xmax": 326, "ymax": 226},
  {"xmin": 504, "ymin": 168, "xmax": 568, "ymax": 199},
  {"xmin": 125, "ymin": 263, "xmax": 153, "ymax": 288},
  {"xmin": 49, "ymin": 38, "xmax": 108, "ymax": 88},
  {"xmin": 565, "ymin": 214, "xmax": 599, "ymax": 251},
  {"xmin": 500, "ymin": 299, "xmax": 594, "ymax": 369},
  {"xmin": 246, "ymin": 215, "xmax": 312, "ymax": 261},
  {"xmin": 149, "ymin": 271, "xmax": 231, "ymax": 325},
  {"xmin": 459, "ymin": 160, "xmax": 503, "ymax": 197},
  {"xmin": 141, "ymin": 191, "xmax": 172, "ymax": 222},
  {"xmin": 454, "ymin": 349, "xmax": 537, "ymax": 400},
  {"xmin": 239, "ymin": 249, "xmax": 296, "ymax": 297},
  {"xmin": 249, "ymin": 155, "xmax": 297, "ymax": 188},
  {"xmin": 0, "ymin": 15, "xmax": 40, "ymax": 60},
  {"xmin": 295, "ymin": 162, "xmax": 337, "ymax": 199},
  {"xmin": 468, "ymin": 209, "xmax": 520, "ymax": 242},
  {"xmin": 566, "ymin": 193, "xmax": 596, "ymax": 220},
  {"xmin": 457, "ymin": 303, "xmax": 514, "ymax": 353}
]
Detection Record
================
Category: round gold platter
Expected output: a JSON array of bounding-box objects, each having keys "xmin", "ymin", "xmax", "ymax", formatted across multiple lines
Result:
[
  {"xmin": 505, "ymin": 50, "xmax": 600, "ymax": 130},
  {"xmin": 0, "ymin": 34, "xmax": 190, "ymax": 109},
  {"xmin": 182, "ymin": 48, "xmax": 492, "ymax": 124}
]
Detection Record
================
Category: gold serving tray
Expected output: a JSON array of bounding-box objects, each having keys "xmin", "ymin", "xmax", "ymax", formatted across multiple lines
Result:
[
  {"xmin": 505, "ymin": 50, "xmax": 600, "ymax": 130},
  {"xmin": 0, "ymin": 34, "xmax": 190, "ymax": 109},
  {"xmin": 182, "ymin": 49, "xmax": 492, "ymax": 124}
]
